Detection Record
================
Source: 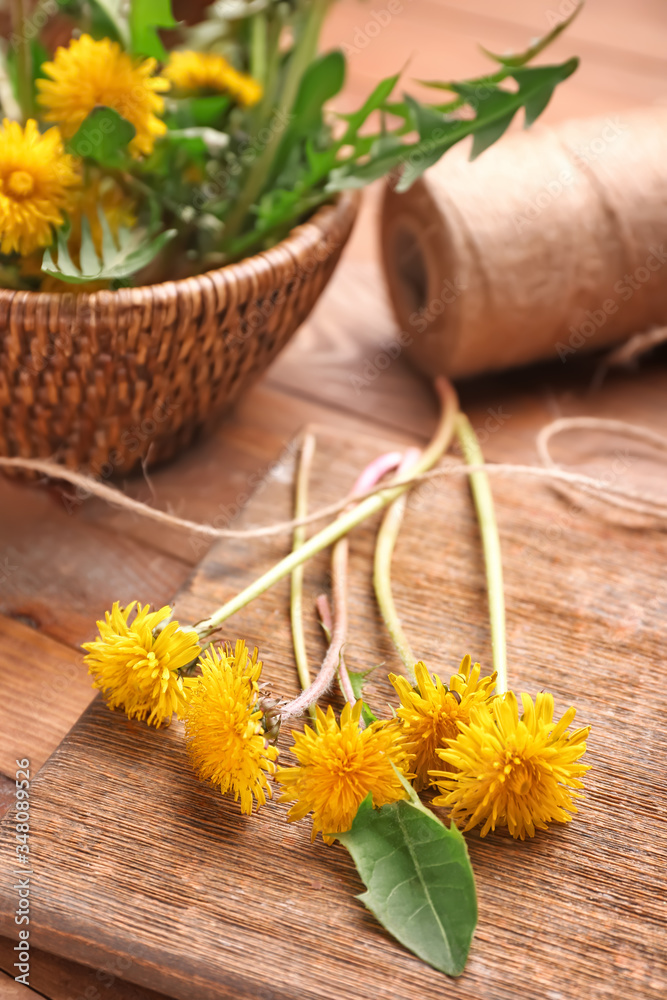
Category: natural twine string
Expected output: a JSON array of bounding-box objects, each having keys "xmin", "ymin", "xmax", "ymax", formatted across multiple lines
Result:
[
  {"xmin": 2, "ymin": 416, "xmax": 666, "ymax": 539},
  {"xmin": 381, "ymin": 108, "xmax": 667, "ymax": 379}
]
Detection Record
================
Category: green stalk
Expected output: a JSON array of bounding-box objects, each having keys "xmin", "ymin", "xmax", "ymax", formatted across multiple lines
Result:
[
  {"xmin": 373, "ymin": 449, "xmax": 423, "ymax": 678},
  {"xmin": 250, "ymin": 11, "xmax": 268, "ymax": 86},
  {"xmin": 290, "ymin": 433, "xmax": 317, "ymax": 718},
  {"xmin": 223, "ymin": 0, "xmax": 329, "ymax": 245},
  {"xmin": 196, "ymin": 378, "xmax": 458, "ymax": 638},
  {"xmin": 455, "ymin": 413, "xmax": 508, "ymax": 694},
  {"xmin": 255, "ymin": 8, "xmax": 282, "ymax": 123},
  {"xmin": 9, "ymin": 0, "xmax": 32, "ymax": 121}
]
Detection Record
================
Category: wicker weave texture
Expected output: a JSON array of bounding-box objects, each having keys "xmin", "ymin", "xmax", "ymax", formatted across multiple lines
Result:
[{"xmin": 0, "ymin": 192, "xmax": 359, "ymax": 475}]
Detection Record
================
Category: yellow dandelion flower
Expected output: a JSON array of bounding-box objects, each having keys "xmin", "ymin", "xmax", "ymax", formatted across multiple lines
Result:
[
  {"xmin": 432, "ymin": 691, "xmax": 591, "ymax": 840},
  {"xmin": 389, "ymin": 656, "xmax": 496, "ymax": 790},
  {"xmin": 83, "ymin": 602, "xmax": 201, "ymax": 726},
  {"xmin": 37, "ymin": 34, "xmax": 169, "ymax": 157},
  {"xmin": 0, "ymin": 118, "xmax": 80, "ymax": 256},
  {"xmin": 276, "ymin": 701, "xmax": 410, "ymax": 844},
  {"xmin": 184, "ymin": 641, "xmax": 278, "ymax": 815},
  {"xmin": 164, "ymin": 50, "xmax": 263, "ymax": 107}
]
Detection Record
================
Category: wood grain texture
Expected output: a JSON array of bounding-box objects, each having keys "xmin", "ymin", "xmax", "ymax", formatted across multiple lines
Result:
[
  {"xmin": 0, "ymin": 936, "xmax": 174, "ymax": 1000},
  {"xmin": 0, "ymin": 478, "xmax": 190, "ymax": 650},
  {"xmin": 1, "ymin": 2, "xmax": 666, "ymax": 996},
  {"xmin": 0, "ymin": 969, "xmax": 40, "ymax": 997},
  {"xmin": 0, "ymin": 614, "xmax": 95, "ymax": 776},
  {"xmin": 0, "ymin": 778, "xmax": 13, "ymax": 822},
  {"xmin": 1, "ymin": 406, "xmax": 666, "ymax": 999}
]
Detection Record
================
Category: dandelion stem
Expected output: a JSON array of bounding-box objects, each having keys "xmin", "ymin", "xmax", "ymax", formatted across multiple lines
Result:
[
  {"xmin": 282, "ymin": 538, "xmax": 350, "ymax": 721},
  {"xmin": 196, "ymin": 378, "xmax": 459, "ymax": 644},
  {"xmin": 250, "ymin": 11, "xmax": 268, "ymax": 85},
  {"xmin": 455, "ymin": 413, "xmax": 508, "ymax": 695},
  {"xmin": 327, "ymin": 451, "xmax": 403, "ymax": 723},
  {"xmin": 290, "ymin": 433, "xmax": 317, "ymax": 718},
  {"xmin": 373, "ymin": 448, "xmax": 423, "ymax": 680},
  {"xmin": 222, "ymin": 0, "xmax": 328, "ymax": 246},
  {"xmin": 9, "ymin": 0, "xmax": 32, "ymax": 120},
  {"xmin": 286, "ymin": 452, "xmax": 402, "ymax": 721}
]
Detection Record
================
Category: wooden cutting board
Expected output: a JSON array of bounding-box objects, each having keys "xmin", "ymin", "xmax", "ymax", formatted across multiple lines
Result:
[{"xmin": 1, "ymin": 418, "xmax": 666, "ymax": 1000}]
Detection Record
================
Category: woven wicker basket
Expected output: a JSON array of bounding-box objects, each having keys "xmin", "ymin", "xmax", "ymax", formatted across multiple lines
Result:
[{"xmin": 0, "ymin": 191, "xmax": 359, "ymax": 475}]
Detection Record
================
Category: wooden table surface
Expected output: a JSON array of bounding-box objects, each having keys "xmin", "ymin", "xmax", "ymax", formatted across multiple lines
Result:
[{"xmin": 1, "ymin": 0, "xmax": 667, "ymax": 995}]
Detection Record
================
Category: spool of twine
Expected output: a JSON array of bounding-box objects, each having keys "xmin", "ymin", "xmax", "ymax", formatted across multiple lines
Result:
[{"xmin": 380, "ymin": 107, "xmax": 667, "ymax": 378}]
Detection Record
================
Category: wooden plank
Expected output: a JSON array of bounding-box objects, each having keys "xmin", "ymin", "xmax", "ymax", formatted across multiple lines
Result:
[
  {"xmin": 0, "ymin": 777, "xmax": 13, "ymax": 822},
  {"xmin": 0, "ymin": 937, "xmax": 173, "ymax": 1000},
  {"xmin": 0, "ymin": 615, "xmax": 95, "ymax": 778},
  {"xmin": 0, "ymin": 3, "xmax": 661, "ymax": 998},
  {"xmin": 1, "ymin": 390, "xmax": 665, "ymax": 999},
  {"xmin": 0, "ymin": 478, "xmax": 191, "ymax": 650},
  {"xmin": 0, "ymin": 970, "xmax": 41, "ymax": 997}
]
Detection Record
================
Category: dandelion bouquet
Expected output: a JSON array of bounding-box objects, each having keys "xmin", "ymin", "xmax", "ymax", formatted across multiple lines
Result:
[
  {"xmin": 1, "ymin": 0, "xmax": 580, "ymax": 289},
  {"xmin": 82, "ymin": 380, "xmax": 591, "ymax": 977}
]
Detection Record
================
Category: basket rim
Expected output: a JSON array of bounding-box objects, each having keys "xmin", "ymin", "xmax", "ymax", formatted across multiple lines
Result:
[{"xmin": 0, "ymin": 189, "xmax": 361, "ymax": 305}]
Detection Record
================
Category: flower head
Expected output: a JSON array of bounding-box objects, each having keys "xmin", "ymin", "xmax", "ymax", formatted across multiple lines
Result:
[
  {"xmin": 83, "ymin": 602, "xmax": 201, "ymax": 726},
  {"xmin": 432, "ymin": 691, "xmax": 591, "ymax": 839},
  {"xmin": 277, "ymin": 701, "xmax": 410, "ymax": 844},
  {"xmin": 389, "ymin": 656, "xmax": 496, "ymax": 790},
  {"xmin": 183, "ymin": 641, "xmax": 278, "ymax": 814},
  {"xmin": 37, "ymin": 34, "xmax": 169, "ymax": 157},
  {"xmin": 164, "ymin": 50, "xmax": 263, "ymax": 107},
  {"xmin": 0, "ymin": 118, "xmax": 79, "ymax": 256}
]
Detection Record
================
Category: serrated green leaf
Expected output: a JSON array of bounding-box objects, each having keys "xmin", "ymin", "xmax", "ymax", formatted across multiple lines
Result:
[
  {"xmin": 340, "ymin": 72, "xmax": 401, "ymax": 138},
  {"xmin": 222, "ymin": 17, "xmax": 578, "ymax": 252},
  {"xmin": 480, "ymin": 2, "xmax": 583, "ymax": 68},
  {"xmin": 337, "ymin": 781, "xmax": 477, "ymax": 977},
  {"xmin": 130, "ymin": 0, "xmax": 177, "ymax": 60},
  {"xmin": 514, "ymin": 63, "xmax": 577, "ymax": 127},
  {"xmin": 42, "ymin": 222, "xmax": 176, "ymax": 285},
  {"xmin": 470, "ymin": 108, "xmax": 515, "ymax": 159},
  {"xmin": 68, "ymin": 107, "xmax": 136, "ymax": 167},
  {"xmin": 373, "ymin": 58, "xmax": 578, "ymax": 190},
  {"xmin": 403, "ymin": 93, "xmax": 444, "ymax": 140}
]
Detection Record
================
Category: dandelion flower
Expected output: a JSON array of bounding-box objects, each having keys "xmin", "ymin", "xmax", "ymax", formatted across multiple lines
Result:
[
  {"xmin": 277, "ymin": 701, "xmax": 410, "ymax": 844},
  {"xmin": 389, "ymin": 656, "xmax": 496, "ymax": 790},
  {"xmin": 83, "ymin": 602, "xmax": 201, "ymax": 726},
  {"xmin": 164, "ymin": 50, "xmax": 263, "ymax": 107},
  {"xmin": 432, "ymin": 691, "xmax": 591, "ymax": 840},
  {"xmin": 184, "ymin": 641, "xmax": 278, "ymax": 814},
  {"xmin": 0, "ymin": 118, "xmax": 79, "ymax": 256},
  {"xmin": 37, "ymin": 34, "xmax": 169, "ymax": 157}
]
